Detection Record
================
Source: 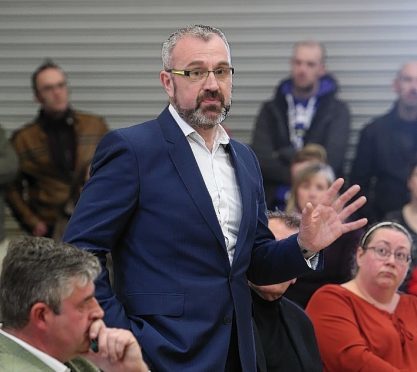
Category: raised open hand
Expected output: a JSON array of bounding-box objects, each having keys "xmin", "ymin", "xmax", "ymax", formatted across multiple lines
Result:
[{"xmin": 298, "ymin": 178, "xmax": 367, "ymax": 252}]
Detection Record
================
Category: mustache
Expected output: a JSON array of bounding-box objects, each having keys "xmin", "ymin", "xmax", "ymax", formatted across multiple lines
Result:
[{"xmin": 197, "ymin": 90, "xmax": 225, "ymax": 106}]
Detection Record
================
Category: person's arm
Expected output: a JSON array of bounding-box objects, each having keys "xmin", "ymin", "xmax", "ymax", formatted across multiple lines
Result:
[
  {"xmin": 64, "ymin": 130, "xmax": 140, "ymax": 329},
  {"xmin": 251, "ymin": 103, "xmax": 295, "ymax": 185},
  {"xmin": 247, "ymin": 146, "xmax": 366, "ymax": 285},
  {"xmin": 81, "ymin": 320, "xmax": 148, "ymax": 372},
  {"xmin": 0, "ymin": 126, "xmax": 18, "ymax": 186},
  {"xmin": 306, "ymin": 286, "xmax": 403, "ymax": 371}
]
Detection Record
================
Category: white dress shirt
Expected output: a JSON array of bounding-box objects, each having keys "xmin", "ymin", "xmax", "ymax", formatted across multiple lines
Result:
[
  {"xmin": 169, "ymin": 105, "xmax": 242, "ymax": 265},
  {"xmin": 169, "ymin": 105, "xmax": 318, "ymax": 269},
  {"xmin": 0, "ymin": 328, "xmax": 70, "ymax": 372}
]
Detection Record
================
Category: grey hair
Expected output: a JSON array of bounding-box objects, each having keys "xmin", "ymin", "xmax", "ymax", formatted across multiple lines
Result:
[
  {"xmin": 161, "ymin": 25, "xmax": 231, "ymax": 70},
  {"xmin": 351, "ymin": 221, "xmax": 414, "ymax": 277},
  {"xmin": 0, "ymin": 237, "xmax": 101, "ymax": 329},
  {"xmin": 293, "ymin": 40, "xmax": 327, "ymax": 64},
  {"xmin": 267, "ymin": 210, "xmax": 301, "ymax": 230}
]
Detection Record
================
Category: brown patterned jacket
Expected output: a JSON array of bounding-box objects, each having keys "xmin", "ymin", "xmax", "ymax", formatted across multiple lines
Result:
[{"xmin": 6, "ymin": 110, "xmax": 108, "ymax": 234}]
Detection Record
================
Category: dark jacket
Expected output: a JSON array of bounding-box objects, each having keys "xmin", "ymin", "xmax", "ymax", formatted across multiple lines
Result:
[
  {"xmin": 350, "ymin": 104, "xmax": 417, "ymax": 223},
  {"xmin": 251, "ymin": 74, "xmax": 350, "ymax": 207},
  {"xmin": 252, "ymin": 292, "xmax": 322, "ymax": 372}
]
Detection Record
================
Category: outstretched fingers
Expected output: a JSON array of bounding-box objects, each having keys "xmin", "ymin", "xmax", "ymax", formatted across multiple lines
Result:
[
  {"xmin": 341, "ymin": 218, "xmax": 368, "ymax": 234},
  {"xmin": 332, "ymin": 184, "xmax": 361, "ymax": 213},
  {"xmin": 320, "ymin": 178, "xmax": 345, "ymax": 206},
  {"xmin": 339, "ymin": 195, "xmax": 367, "ymax": 221}
]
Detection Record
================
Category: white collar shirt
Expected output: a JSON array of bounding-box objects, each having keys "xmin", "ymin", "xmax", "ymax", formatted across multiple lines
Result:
[{"xmin": 169, "ymin": 104, "xmax": 242, "ymax": 265}]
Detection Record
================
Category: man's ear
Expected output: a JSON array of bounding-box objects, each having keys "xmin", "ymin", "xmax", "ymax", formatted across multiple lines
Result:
[
  {"xmin": 160, "ymin": 70, "xmax": 175, "ymax": 98},
  {"xmin": 29, "ymin": 303, "xmax": 52, "ymax": 331}
]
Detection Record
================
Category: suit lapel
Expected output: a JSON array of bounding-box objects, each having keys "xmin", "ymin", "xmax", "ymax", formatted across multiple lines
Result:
[
  {"xmin": 157, "ymin": 108, "xmax": 227, "ymax": 251},
  {"xmin": 228, "ymin": 142, "xmax": 252, "ymax": 265}
]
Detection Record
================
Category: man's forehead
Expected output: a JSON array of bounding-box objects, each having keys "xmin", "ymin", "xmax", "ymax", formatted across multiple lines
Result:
[
  {"xmin": 171, "ymin": 35, "xmax": 230, "ymax": 64},
  {"xmin": 37, "ymin": 68, "xmax": 65, "ymax": 82},
  {"xmin": 293, "ymin": 45, "xmax": 323, "ymax": 61},
  {"xmin": 399, "ymin": 62, "xmax": 417, "ymax": 78}
]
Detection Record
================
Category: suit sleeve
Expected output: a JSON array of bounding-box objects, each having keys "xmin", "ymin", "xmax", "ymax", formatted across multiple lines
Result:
[
  {"xmin": 306, "ymin": 286, "xmax": 402, "ymax": 372},
  {"xmin": 245, "ymin": 145, "xmax": 323, "ymax": 285},
  {"xmin": 251, "ymin": 103, "xmax": 294, "ymax": 185},
  {"xmin": 64, "ymin": 130, "xmax": 139, "ymax": 329}
]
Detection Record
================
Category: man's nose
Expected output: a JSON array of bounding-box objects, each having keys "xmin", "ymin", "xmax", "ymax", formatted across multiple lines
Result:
[
  {"xmin": 90, "ymin": 298, "xmax": 105, "ymax": 319},
  {"xmin": 202, "ymin": 71, "xmax": 220, "ymax": 90}
]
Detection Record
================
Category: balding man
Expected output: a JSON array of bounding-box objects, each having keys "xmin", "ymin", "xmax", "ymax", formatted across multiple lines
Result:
[{"xmin": 350, "ymin": 61, "xmax": 417, "ymax": 223}]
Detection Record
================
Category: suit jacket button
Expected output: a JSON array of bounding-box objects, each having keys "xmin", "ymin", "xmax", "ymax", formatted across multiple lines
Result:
[{"xmin": 223, "ymin": 316, "xmax": 232, "ymax": 325}]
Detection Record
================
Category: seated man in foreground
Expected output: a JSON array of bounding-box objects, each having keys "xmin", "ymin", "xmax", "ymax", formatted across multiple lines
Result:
[
  {"xmin": 0, "ymin": 236, "xmax": 148, "ymax": 372},
  {"xmin": 250, "ymin": 211, "xmax": 322, "ymax": 372}
]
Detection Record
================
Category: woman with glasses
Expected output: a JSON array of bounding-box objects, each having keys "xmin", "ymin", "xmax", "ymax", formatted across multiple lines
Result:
[{"xmin": 306, "ymin": 222, "xmax": 417, "ymax": 372}]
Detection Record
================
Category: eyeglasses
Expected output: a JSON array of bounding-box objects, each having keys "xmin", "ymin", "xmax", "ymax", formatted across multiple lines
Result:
[
  {"xmin": 166, "ymin": 67, "xmax": 234, "ymax": 82},
  {"xmin": 39, "ymin": 81, "xmax": 67, "ymax": 94},
  {"xmin": 365, "ymin": 246, "xmax": 411, "ymax": 264}
]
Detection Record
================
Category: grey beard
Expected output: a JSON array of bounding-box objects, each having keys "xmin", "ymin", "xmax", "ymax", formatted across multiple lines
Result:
[{"xmin": 176, "ymin": 103, "xmax": 231, "ymax": 130}]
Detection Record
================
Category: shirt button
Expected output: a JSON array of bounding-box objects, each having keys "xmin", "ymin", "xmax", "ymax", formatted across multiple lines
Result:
[{"xmin": 223, "ymin": 316, "xmax": 232, "ymax": 325}]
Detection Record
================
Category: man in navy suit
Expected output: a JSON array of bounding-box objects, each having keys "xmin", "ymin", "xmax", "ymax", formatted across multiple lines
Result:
[{"xmin": 64, "ymin": 25, "xmax": 367, "ymax": 371}]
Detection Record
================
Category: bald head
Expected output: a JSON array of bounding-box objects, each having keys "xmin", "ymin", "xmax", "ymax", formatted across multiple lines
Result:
[{"xmin": 394, "ymin": 61, "xmax": 417, "ymax": 116}]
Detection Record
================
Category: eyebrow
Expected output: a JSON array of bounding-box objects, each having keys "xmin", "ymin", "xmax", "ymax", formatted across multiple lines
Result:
[
  {"xmin": 184, "ymin": 60, "xmax": 231, "ymax": 69},
  {"xmin": 371, "ymin": 239, "xmax": 410, "ymax": 250}
]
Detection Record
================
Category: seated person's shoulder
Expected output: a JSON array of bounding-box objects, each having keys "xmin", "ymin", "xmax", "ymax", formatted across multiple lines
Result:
[
  {"xmin": 67, "ymin": 356, "xmax": 100, "ymax": 372},
  {"xmin": 0, "ymin": 352, "xmax": 49, "ymax": 372},
  {"xmin": 74, "ymin": 111, "xmax": 108, "ymax": 129}
]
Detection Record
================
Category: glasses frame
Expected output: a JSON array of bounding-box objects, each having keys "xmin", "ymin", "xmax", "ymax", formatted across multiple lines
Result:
[
  {"xmin": 165, "ymin": 67, "xmax": 234, "ymax": 82},
  {"xmin": 365, "ymin": 245, "xmax": 411, "ymax": 264},
  {"xmin": 38, "ymin": 80, "xmax": 67, "ymax": 94}
]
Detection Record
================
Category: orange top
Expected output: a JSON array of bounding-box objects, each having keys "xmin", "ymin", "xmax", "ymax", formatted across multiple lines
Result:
[{"xmin": 306, "ymin": 284, "xmax": 417, "ymax": 372}]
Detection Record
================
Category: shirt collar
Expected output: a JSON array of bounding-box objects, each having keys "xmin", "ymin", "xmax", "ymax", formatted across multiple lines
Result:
[
  {"xmin": 0, "ymin": 328, "xmax": 70, "ymax": 372},
  {"xmin": 168, "ymin": 104, "xmax": 230, "ymax": 146}
]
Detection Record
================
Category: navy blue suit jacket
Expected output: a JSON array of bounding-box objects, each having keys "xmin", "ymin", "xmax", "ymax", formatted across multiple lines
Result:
[{"xmin": 64, "ymin": 108, "xmax": 321, "ymax": 371}]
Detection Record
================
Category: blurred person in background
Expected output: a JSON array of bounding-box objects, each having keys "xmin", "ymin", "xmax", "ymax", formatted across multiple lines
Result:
[
  {"xmin": 251, "ymin": 40, "xmax": 350, "ymax": 209},
  {"xmin": 351, "ymin": 61, "xmax": 417, "ymax": 223},
  {"xmin": 274, "ymin": 143, "xmax": 327, "ymax": 211},
  {"xmin": 6, "ymin": 59, "xmax": 108, "ymax": 238},
  {"xmin": 385, "ymin": 157, "xmax": 417, "ymax": 292}
]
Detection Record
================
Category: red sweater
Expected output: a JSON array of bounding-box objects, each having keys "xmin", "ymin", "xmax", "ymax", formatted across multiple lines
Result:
[{"xmin": 306, "ymin": 284, "xmax": 417, "ymax": 372}]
